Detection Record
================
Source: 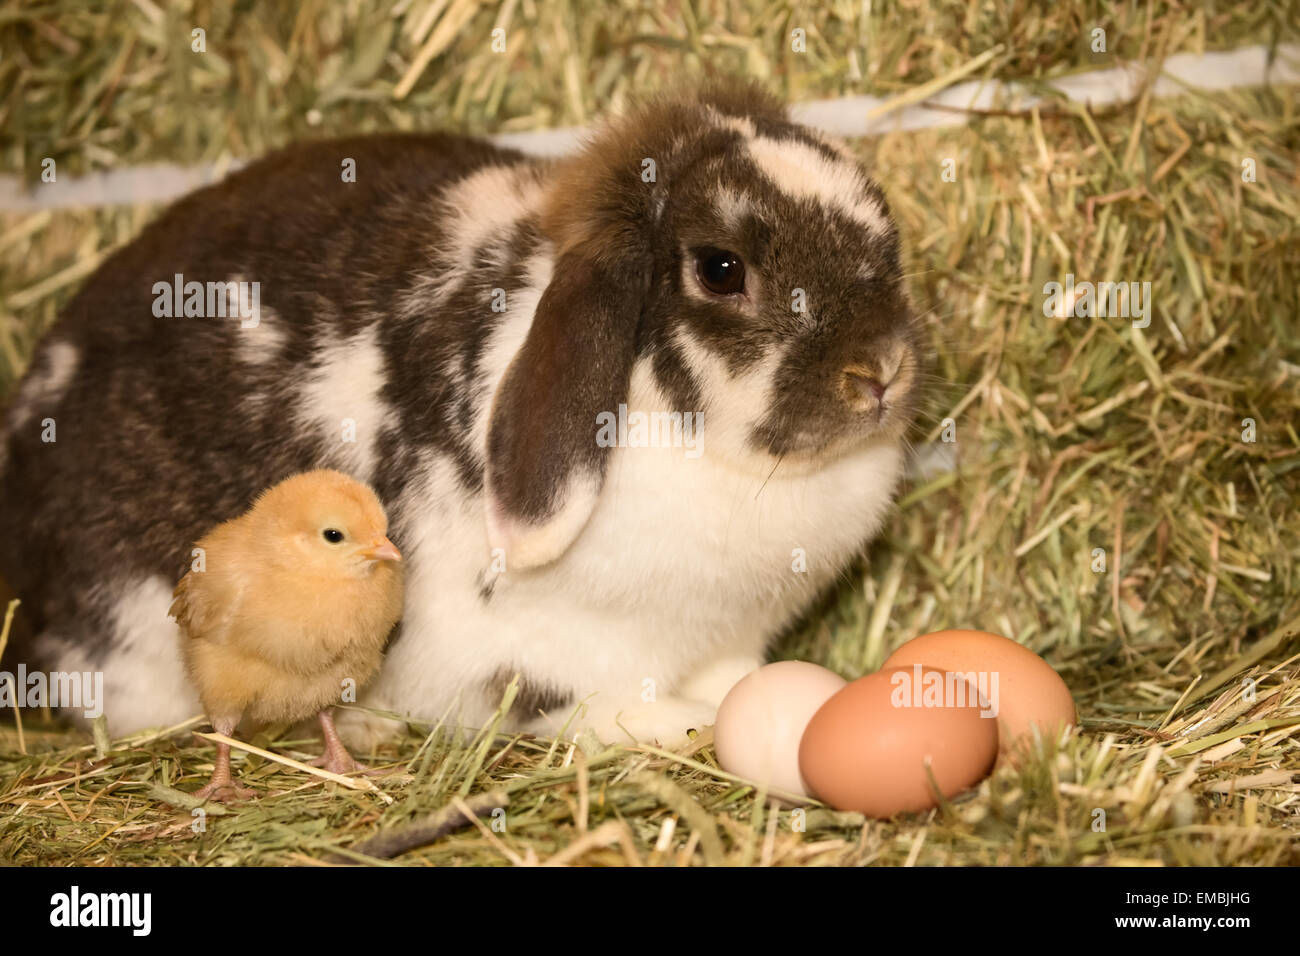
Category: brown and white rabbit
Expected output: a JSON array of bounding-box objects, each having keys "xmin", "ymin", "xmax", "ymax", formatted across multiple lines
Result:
[{"xmin": 0, "ymin": 81, "xmax": 923, "ymax": 747}]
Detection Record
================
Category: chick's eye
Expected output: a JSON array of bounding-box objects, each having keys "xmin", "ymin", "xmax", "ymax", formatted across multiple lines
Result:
[
  {"xmin": 695, "ymin": 248, "xmax": 745, "ymax": 296},
  {"xmin": 322, "ymin": 529, "xmax": 344, "ymax": 544}
]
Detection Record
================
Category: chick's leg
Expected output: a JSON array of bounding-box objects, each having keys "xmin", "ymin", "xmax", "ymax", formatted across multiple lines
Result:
[
  {"xmin": 311, "ymin": 709, "xmax": 368, "ymax": 775},
  {"xmin": 193, "ymin": 716, "xmax": 257, "ymax": 802}
]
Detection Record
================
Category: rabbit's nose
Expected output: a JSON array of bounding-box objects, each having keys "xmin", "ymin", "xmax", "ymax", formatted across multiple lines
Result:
[{"xmin": 841, "ymin": 365, "xmax": 890, "ymax": 414}]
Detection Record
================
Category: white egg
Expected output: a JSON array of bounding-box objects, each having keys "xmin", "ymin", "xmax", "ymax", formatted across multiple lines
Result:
[{"xmin": 713, "ymin": 660, "xmax": 848, "ymax": 799}]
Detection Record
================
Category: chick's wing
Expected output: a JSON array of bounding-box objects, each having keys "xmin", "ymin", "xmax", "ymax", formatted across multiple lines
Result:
[{"xmin": 169, "ymin": 524, "xmax": 248, "ymax": 643}]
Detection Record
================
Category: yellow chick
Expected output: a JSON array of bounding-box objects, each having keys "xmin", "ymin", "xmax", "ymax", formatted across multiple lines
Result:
[{"xmin": 170, "ymin": 469, "xmax": 404, "ymax": 802}]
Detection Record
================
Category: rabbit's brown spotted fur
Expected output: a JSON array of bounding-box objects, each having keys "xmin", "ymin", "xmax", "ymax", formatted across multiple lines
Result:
[{"xmin": 0, "ymin": 82, "xmax": 924, "ymax": 746}]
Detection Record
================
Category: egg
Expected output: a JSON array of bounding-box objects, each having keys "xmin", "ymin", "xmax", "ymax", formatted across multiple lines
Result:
[
  {"xmin": 713, "ymin": 661, "xmax": 848, "ymax": 799},
  {"xmin": 798, "ymin": 665, "xmax": 997, "ymax": 817},
  {"xmin": 883, "ymin": 628, "xmax": 1076, "ymax": 762}
]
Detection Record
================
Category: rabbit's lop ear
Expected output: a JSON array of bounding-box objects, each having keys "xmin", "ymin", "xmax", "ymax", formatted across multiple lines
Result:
[{"xmin": 485, "ymin": 244, "xmax": 646, "ymax": 570}]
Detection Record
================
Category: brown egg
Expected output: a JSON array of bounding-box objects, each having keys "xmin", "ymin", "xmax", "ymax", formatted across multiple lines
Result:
[
  {"xmin": 883, "ymin": 629, "xmax": 1076, "ymax": 763},
  {"xmin": 798, "ymin": 665, "xmax": 998, "ymax": 817}
]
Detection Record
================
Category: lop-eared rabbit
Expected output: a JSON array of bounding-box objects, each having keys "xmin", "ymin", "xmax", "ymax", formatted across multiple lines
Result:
[{"xmin": 0, "ymin": 82, "xmax": 922, "ymax": 747}]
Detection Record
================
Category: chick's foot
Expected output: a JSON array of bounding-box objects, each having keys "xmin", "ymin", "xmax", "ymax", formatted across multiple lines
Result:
[
  {"xmin": 192, "ymin": 779, "xmax": 258, "ymax": 803},
  {"xmin": 193, "ymin": 739, "xmax": 256, "ymax": 802},
  {"xmin": 310, "ymin": 709, "xmax": 369, "ymax": 775}
]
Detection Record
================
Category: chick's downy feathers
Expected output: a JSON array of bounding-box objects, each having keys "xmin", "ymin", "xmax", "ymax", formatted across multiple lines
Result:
[{"xmin": 170, "ymin": 469, "xmax": 404, "ymax": 728}]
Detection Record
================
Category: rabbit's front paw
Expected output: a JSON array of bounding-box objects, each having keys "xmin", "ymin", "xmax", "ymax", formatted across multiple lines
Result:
[
  {"xmin": 676, "ymin": 655, "xmax": 764, "ymax": 708},
  {"xmin": 571, "ymin": 696, "xmax": 718, "ymax": 749}
]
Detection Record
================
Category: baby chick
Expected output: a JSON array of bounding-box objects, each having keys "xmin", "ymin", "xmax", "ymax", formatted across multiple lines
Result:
[{"xmin": 170, "ymin": 469, "xmax": 404, "ymax": 802}]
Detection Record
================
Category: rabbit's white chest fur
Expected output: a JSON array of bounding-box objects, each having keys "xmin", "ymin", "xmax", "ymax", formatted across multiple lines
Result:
[{"xmin": 362, "ymin": 349, "xmax": 904, "ymax": 746}]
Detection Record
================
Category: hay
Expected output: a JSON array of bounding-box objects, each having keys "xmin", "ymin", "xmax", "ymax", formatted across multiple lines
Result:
[{"xmin": 1, "ymin": 1, "xmax": 1298, "ymax": 865}]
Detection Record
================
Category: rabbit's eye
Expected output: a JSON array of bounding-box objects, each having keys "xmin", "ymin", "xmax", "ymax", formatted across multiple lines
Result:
[
  {"xmin": 322, "ymin": 529, "xmax": 345, "ymax": 543},
  {"xmin": 695, "ymin": 248, "xmax": 746, "ymax": 296}
]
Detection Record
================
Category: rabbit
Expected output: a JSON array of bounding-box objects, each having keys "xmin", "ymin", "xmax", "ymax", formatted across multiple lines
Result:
[{"xmin": 0, "ymin": 80, "xmax": 924, "ymax": 749}]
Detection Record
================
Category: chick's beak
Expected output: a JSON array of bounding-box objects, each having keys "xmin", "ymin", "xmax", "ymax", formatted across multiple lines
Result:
[{"xmin": 361, "ymin": 536, "xmax": 402, "ymax": 563}]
